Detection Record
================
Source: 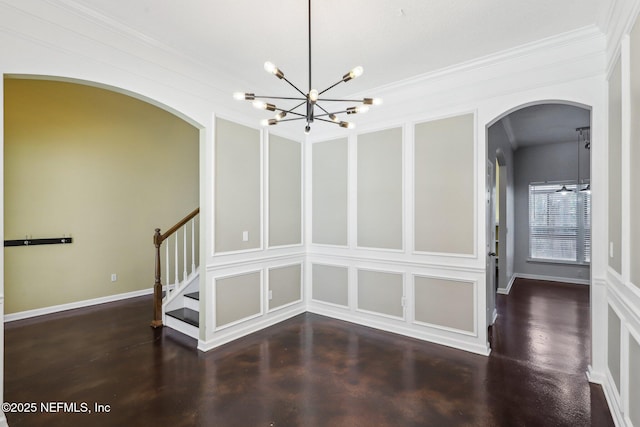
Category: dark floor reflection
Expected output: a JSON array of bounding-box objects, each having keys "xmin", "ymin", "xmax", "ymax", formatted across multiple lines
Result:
[{"xmin": 5, "ymin": 279, "xmax": 613, "ymax": 426}]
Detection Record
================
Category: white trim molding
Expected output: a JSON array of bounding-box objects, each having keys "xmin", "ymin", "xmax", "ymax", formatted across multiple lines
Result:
[
  {"xmin": 597, "ymin": 270, "xmax": 640, "ymax": 427},
  {"xmin": 307, "ymin": 302, "xmax": 490, "ymax": 356},
  {"xmin": 306, "ymin": 253, "xmax": 487, "ymax": 355},
  {"xmin": 198, "ymin": 304, "xmax": 305, "ymax": 352},
  {"xmin": 511, "ymin": 273, "xmax": 590, "ymax": 286},
  {"xmin": 497, "ymin": 274, "xmax": 517, "ymax": 295}
]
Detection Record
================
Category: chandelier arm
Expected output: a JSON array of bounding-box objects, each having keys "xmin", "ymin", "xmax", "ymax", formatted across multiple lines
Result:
[
  {"xmin": 277, "ymin": 116, "xmax": 308, "ymax": 123},
  {"xmin": 281, "ymin": 76, "xmax": 308, "ymax": 97},
  {"xmin": 254, "ymin": 95, "xmax": 307, "ymax": 101},
  {"xmin": 318, "ymin": 79, "xmax": 345, "ymax": 96},
  {"xmin": 315, "ymin": 110, "xmax": 348, "ymax": 117},
  {"xmin": 315, "ymin": 117, "xmax": 342, "ymax": 124},
  {"xmin": 282, "ymin": 100, "xmax": 308, "ymax": 114},
  {"xmin": 240, "ymin": 0, "xmax": 381, "ymax": 133},
  {"xmin": 317, "ymin": 98, "xmax": 367, "ymax": 102},
  {"xmin": 315, "ymin": 103, "xmax": 332, "ymax": 115},
  {"xmin": 277, "ymin": 108, "xmax": 307, "ymax": 118}
]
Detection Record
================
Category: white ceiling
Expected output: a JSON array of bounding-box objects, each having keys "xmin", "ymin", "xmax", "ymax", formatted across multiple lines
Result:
[
  {"xmin": 47, "ymin": 0, "xmax": 608, "ymax": 139},
  {"xmin": 76, "ymin": 0, "xmax": 611, "ymax": 99}
]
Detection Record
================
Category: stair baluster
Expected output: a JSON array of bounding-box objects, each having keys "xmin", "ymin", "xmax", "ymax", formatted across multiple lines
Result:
[{"xmin": 151, "ymin": 208, "xmax": 200, "ymax": 328}]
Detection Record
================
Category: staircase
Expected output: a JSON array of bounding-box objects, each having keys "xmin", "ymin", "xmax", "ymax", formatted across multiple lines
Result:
[
  {"xmin": 164, "ymin": 278, "xmax": 200, "ymax": 339},
  {"xmin": 151, "ymin": 208, "xmax": 200, "ymax": 339}
]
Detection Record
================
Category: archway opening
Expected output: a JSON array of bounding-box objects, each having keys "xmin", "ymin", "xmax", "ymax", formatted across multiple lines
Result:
[
  {"xmin": 3, "ymin": 76, "xmax": 201, "ymax": 318},
  {"xmin": 485, "ymin": 101, "xmax": 592, "ymax": 367}
]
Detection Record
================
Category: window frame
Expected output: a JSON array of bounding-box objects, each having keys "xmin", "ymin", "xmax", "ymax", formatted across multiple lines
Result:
[{"xmin": 527, "ymin": 181, "xmax": 591, "ymax": 265}]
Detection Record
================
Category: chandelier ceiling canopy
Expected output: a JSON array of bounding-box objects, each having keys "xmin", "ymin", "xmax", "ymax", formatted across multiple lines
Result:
[{"xmin": 233, "ymin": 0, "xmax": 382, "ymax": 135}]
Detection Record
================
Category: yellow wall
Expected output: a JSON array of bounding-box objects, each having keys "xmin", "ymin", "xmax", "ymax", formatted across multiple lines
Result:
[{"xmin": 4, "ymin": 79, "xmax": 199, "ymax": 314}]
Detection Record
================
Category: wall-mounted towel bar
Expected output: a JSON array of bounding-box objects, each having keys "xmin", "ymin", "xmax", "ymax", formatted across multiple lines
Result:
[{"xmin": 4, "ymin": 237, "xmax": 73, "ymax": 247}]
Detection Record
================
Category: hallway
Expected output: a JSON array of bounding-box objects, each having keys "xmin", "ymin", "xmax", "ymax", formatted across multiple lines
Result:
[{"xmin": 4, "ymin": 279, "xmax": 613, "ymax": 426}]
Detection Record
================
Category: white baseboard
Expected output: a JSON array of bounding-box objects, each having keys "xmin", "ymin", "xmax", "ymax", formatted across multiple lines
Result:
[
  {"xmin": 197, "ymin": 305, "xmax": 306, "ymax": 352},
  {"xmin": 586, "ymin": 365, "xmax": 606, "ymax": 384},
  {"xmin": 308, "ymin": 303, "xmax": 491, "ymax": 356},
  {"xmin": 497, "ymin": 274, "xmax": 516, "ymax": 295},
  {"xmin": 4, "ymin": 288, "xmax": 154, "ymax": 322},
  {"xmin": 588, "ymin": 365, "xmax": 626, "ymax": 427},
  {"xmin": 511, "ymin": 273, "xmax": 590, "ymax": 286}
]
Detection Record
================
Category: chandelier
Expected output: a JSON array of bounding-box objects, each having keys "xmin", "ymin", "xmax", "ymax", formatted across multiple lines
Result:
[
  {"xmin": 233, "ymin": 0, "xmax": 382, "ymax": 134},
  {"xmin": 556, "ymin": 126, "xmax": 591, "ymax": 195}
]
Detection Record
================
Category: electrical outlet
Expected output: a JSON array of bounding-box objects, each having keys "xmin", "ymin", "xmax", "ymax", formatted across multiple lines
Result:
[
  {"xmin": 242, "ymin": 231, "xmax": 249, "ymax": 242},
  {"xmin": 111, "ymin": 273, "xmax": 117, "ymax": 282},
  {"xmin": 268, "ymin": 290, "xmax": 273, "ymax": 300}
]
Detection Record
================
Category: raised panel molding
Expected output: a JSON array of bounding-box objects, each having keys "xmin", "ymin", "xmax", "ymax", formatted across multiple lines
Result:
[
  {"xmin": 214, "ymin": 118, "xmax": 262, "ymax": 254},
  {"xmin": 267, "ymin": 134, "xmax": 302, "ymax": 248},
  {"xmin": 414, "ymin": 113, "xmax": 475, "ymax": 256},
  {"xmin": 214, "ymin": 271, "xmax": 262, "ymax": 329},
  {"xmin": 356, "ymin": 127, "xmax": 403, "ymax": 250},
  {"xmin": 600, "ymin": 273, "xmax": 640, "ymax": 427},
  {"xmin": 267, "ymin": 263, "xmax": 303, "ymax": 312},
  {"xmin": 305, "ymin": 254, "xmax": 488, "ymax": 355},
  {"xmin": 311, "ymin": 263, "xmax": 349, "ymax": 308},
  {"xmin": 608, "ymin": 269, "xmax": 640, "ymax": 328},
  {"xmin": 413, "ymin": 275, "xmax": 477, "ymax": 335},
  {"xmin": 200, "ymin": 257, "xmax": 306, "ymax": 351},
  {"xmin": 312, "ymin": 138, "xmax": 349, "ymax": 246},
  {"xmin": 356, "ymin": 269, "xmax": 405, "ymax": 320}
]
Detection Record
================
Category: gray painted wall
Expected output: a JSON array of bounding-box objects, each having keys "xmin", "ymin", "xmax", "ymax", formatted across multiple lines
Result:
[
  {"xmin": 357, "ymin": 269, "xmax": 403, "ymax": 318},
  {"xmin": 513, "ymin": 141, "xmax": 591, "ymax": 281},
  {"xmin": 269, "ymin": 264, "xmax": 302, "ymax": 310},
  {"xmin": 312, "ymin": 264, "xmax": 349, "ymax": 306},
  {"xmin": 215, "ymin": 118, "xmax": 261, "ymax": 252},
  {"xmin": 357, "ymin": 128, "xmax": 403, "ymax": 250},
  {"xmin": 414, "ymin": 276, "xmax": 474, "ymax": 333},
  {"xmin": 630, "ymin": 334, "xmax": 640, "ymax": 426},
  {"xmin": 269, "ymin": 134, "xmax": 302, "ymax": 247},
  {"xmin": 415, "ymin": 114, "xmax": 475, "ymax": 254},
  {"xmin": 608, "ymin": 306, "xmax": 621, "ymax": 393},
  {"xmin": 216, "ymin": 272, "xmax": 261, "ymax": 327},
  {"xmin": 312, "ymin": 138, "xmax": 348, "ymax": 246}
]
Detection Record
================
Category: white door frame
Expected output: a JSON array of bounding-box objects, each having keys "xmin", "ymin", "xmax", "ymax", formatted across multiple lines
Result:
[{"xmin": 486, "ymin": 159, "xmax": 497, "ymax": 328}]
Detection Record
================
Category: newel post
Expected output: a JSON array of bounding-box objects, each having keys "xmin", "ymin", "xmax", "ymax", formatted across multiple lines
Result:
[{"xmin": 151, "ymin": 228, "xmax": 164, "ymax": 328}]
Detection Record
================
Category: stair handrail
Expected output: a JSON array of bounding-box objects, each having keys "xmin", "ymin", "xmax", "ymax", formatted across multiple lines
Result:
[{"xmin": 151, "ymin": 207, "xmax": 200, "ymax": 328}]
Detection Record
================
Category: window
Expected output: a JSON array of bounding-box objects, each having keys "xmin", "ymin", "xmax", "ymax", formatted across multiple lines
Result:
[{"xmin": 528, "ymin": 183, "xmax": 591, "ymax": 264}]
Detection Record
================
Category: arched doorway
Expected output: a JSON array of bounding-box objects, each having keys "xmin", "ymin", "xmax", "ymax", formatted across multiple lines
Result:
[
  {"xmin": 3, "ymin": 76, "xmax": 201, "ymax": 318},
  {"xmin": 485, "ymin": 101, "xmax": 592, "ymax": 352}
]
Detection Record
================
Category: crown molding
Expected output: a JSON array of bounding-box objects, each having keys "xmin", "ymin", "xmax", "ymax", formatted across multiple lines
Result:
[
  {"xmin": 357, "ymin": 25, "xmax": 605, "ymax": 98},
  {"xmin": 48, "ymin": 0, "xmax": 217, "ymax": 72},
  {"xmin": 29, "ymin": 0, "xmax": 240, "ymax": 97},
  {"xmin": 39, "ymin": 0, "xmax": 607, "ymax": 106}
]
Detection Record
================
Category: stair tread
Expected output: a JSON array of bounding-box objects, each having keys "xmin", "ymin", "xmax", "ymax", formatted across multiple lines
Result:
[
  {"xmin": 166, "ymin": 308, "xmax": 199, "ymax": 327},
  {"xmin": 185, "ymin": 291, "xmax": 199, "ymax": 301}
]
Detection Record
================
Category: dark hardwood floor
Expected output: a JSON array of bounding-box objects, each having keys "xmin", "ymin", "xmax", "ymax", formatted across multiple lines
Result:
[{"xmin": 5, "ymin": 278, "xmax": 614, "ymax": 426}]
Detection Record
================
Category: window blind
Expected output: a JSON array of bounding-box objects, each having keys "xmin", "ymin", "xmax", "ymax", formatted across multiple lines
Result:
[{"xmin": 528, "ymin": 183, "xmax": 590, "ymax": 264}]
